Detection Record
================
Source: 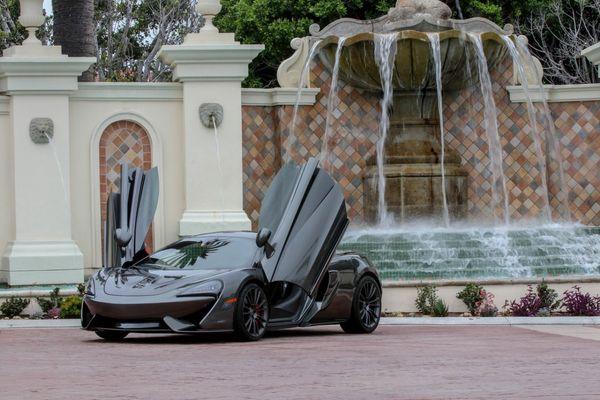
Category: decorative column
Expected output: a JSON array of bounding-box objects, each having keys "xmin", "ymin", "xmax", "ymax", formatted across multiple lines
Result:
[
  {"xmin": 159, "ymin": 0, "xmax": 263, "ymax": 236},
  {"xmin": 0, "ymin": 0, "xmax": 95, "ymax": 285}
]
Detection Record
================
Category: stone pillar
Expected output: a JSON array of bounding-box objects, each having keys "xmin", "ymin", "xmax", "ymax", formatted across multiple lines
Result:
[
  {"xmin": 0, "ymin": 1, "xmax": 95, "ymax": 285},
  {"xmin": 159, "ymin": 1, "xmax": 263, "ymax": 236}
]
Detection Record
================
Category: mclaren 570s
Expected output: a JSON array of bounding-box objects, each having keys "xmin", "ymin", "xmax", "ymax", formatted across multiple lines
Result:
[{"xmin": 82, "ymin": 158, "xmax": 382, "ymax": 341}]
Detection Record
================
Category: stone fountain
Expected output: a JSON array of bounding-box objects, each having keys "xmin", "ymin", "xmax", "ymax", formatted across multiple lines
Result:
[{"xmin": 280, "ymin": 0, "xmax": 514, "ymax": 224}]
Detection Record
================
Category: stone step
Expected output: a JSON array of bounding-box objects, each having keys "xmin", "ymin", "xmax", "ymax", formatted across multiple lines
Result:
[{"xmin": 340, "ymin": 226, "xmax": 600, "ymax": 281}]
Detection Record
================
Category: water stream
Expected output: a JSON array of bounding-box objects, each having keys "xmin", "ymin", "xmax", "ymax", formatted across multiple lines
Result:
[
  {"xmin": 427, "ymin": 33, "xmax": 450, "ymax": 228},
  {"xmin": 502, "ymin": 36, "xmax": 552, "ymax": 222},
  {"xmin": 320, "ymin": 36, "xmax": 347, "ymax": 171},
  {"xmin": 373, "ymin": 33, "xmax": 398, "ymax": 227},
  {"xmin": 212, "ymin": 116, "xmax": 226, "ymax": 220},
  {"xmin": 470, "ymin": 33, "xmax": 510, "ymax": 226},
  {"xmin": 288, "ymin": 40, "xmax": 323, "ymax": 161},
  {"xmin": 515, "ymin": 39, "xmax": 572, "ymax": 222}
]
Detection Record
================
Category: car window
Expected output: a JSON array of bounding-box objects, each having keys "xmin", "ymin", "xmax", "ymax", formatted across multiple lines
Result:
[
  {"xmin": 257, "ymin": 162, "xmax": 301, "ymax": 233},
  {"xmin": 137, "ymin": 237, "xmax": 257, "ymax": 270}
]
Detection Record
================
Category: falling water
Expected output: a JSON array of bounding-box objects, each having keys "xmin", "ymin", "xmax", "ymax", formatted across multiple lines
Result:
[
  {"xmin": 288, "ymin": 40, "xmax": 323, "ymax": 161},
  {"xmin": 427, "ymin": 33, "xmax": 450, "ymax": 228},
  {"xmin": 469, "ymin": 33, "xmax": 510, "ymax": 226},
  {"xmin": 515, "ymin": 39, "xmax": 572, "ymax": 222},
  {"xmin": 320, "ymin": 36, "xmax": 347, "ymax": 171},
  {"xmin": 502, "ymin": 36, "xmax": 552, "ymax": 222},
  {"xmin": 43, "ymin": 133, "xmax": 71, "ymax": 222},
  {"xmin": 373, "ymin": 33, "xmax": 397, "ymax": 227},
  {"xmin": 211, "ymin": 116, "xmax": 226, "ymax": 217},
  {"xmin": 43, "ymin": 132, "xmax": 78, "ymax": 272}
]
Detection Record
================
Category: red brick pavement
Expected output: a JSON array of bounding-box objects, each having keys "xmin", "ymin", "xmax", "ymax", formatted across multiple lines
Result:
[{"xmin": 1, "ymin": 326, "xmax": 600, "ymax": 399}]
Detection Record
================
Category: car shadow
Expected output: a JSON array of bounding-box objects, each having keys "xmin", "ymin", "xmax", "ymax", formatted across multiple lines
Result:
[{"xmin": 83, "ymin": 327, "xmax": 345, "ymax": 345}]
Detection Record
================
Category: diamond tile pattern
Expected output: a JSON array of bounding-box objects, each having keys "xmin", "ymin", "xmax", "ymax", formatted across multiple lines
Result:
[
  {"xmin": 242, "ymin": 58, "xmax": 600, "ymax": 228},
  {"xmin": 99, "ymin": 121, "xmax": 153, "ymax": 250}
]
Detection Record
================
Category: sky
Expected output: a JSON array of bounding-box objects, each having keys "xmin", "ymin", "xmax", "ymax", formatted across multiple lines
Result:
[{"xmin": 43, "ymin": 0, "xmax": 52, "ymax": 15}]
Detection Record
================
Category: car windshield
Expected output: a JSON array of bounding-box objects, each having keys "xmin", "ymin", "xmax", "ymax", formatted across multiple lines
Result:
[{"xmin": 135, "ymin": 237, "xmax": 257, "ymax": 270}]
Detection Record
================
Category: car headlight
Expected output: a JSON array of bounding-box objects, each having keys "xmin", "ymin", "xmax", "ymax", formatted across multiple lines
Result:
[
  {"xmin": 177, "ymin": 280, "xmax": 223, "ymax": 298},
  {"xmin": 85, "ymin": 278, "xmax": 95, "ymax": 297}
]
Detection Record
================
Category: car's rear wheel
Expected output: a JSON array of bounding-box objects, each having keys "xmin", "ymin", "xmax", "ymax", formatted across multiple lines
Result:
[
  {"xmin": 234, "ymin": 283, "xmax": 269, "ymax": 341},
  {"xmin": 95, "ymin": 330, "xmax": 129, "ymax": 341},
  {"xmin": 341, "ymin": 275, "xmax": 381, "ymax": 334}
]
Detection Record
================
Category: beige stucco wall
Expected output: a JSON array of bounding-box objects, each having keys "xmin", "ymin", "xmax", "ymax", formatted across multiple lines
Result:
[
  {"xmin": 0, "ymin": 96, "xmax": 13, "ymax": 264},
  {"xmin": 69, "ymin": 83, "xmax": 185, "ymax": 276}
]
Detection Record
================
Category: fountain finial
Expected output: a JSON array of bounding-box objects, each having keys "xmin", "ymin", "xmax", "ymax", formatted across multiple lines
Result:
[{"xmin": 388, "ymin": 0, "xmax": 452, "ymax": 21}]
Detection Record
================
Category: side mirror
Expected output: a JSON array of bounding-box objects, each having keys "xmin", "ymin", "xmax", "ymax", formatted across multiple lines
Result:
[{"xmin": 256, "ymin": 228, "xmax": 274, "ymax": 258}]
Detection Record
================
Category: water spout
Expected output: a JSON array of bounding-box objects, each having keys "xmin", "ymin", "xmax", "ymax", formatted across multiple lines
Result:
[
  {"xmin": 427, "ymin": 33, "xmax": 450, "ymax": 228},
  {"xmin": 469, "ymin": 33, "xmax": 510, "ymax": 226},
  {"xmin": 373, "ymin": 33, "xmax": 397, "ymax": 227},
  {"xmin": 320, "ymin": 37, "xmax": 347, "ymax": 171}
]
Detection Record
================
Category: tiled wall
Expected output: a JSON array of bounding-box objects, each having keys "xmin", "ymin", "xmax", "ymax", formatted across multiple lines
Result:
[
  {"xmin": 99, "ymin": 120, "xmax": 153, "ymax": 250},
  {"xmin": 242, "ymin": 59, "xmax": 600, "ymax": 228}
]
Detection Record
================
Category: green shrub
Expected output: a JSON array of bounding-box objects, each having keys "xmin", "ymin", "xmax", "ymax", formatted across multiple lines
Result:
[
  {"xmin": 415, "ymin": 285, "xmax": 438, "ymax": 315},
  {"xmin": 59, "ymin": 296, "xmax": 82, "ymax": 319},
  {"xmin": 36, "ymin": 287, "xmax": 62, "ymax": 313},
  {"xmin": 537, "ymin": 281, "xmax": 561, "ymax": 311},
  {"xmin": 457, "ymin": 283, "xmax": 484, "ymax": 314},
  {"xmin": 1, "ymin": 297, "xmax": 30, "ymax": 318},
  {"xmin": 432, "ymin": 298, "xmax": 449, "ymax": 317}
]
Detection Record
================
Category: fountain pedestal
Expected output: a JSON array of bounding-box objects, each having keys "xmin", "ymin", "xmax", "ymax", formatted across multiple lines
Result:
[{"xmin": 363, "ymin": 90, "xmax": 468, "ymax": 223}]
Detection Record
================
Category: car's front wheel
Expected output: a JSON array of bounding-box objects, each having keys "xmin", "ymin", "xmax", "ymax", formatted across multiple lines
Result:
[
  {"xmin": 234, "ymin": 283, "xmax": 269, "ymax": 341},
  {"xmin": 95, "ymin": 330, "xmax": 129, "ymax": 341},
  {"xmin": 341, "ymin": 275, "xmax": 381, "ymax": 334}
]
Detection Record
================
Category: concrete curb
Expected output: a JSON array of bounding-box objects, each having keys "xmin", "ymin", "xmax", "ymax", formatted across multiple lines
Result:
[
  {"xmin": 381, "ymin": 316, "xmax": 600, "ymax": 325},
  {"xmin": 2, "ymin": 316, "xmax": 600, "ymax": 329},
  {"xmin": 0, "ymin": 319, "xmax": 81, "ymax": 329}
]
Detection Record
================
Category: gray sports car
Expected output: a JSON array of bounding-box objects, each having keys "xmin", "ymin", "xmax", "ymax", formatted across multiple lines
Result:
[{"xmin": 82, "ymin": 158, "xmax": 381, "ymax": 341}]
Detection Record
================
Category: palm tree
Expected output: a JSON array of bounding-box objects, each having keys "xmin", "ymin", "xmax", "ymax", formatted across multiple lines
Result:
[{"xmin": 52, "ymin": 0, "xmax": 96, "ymax": 81}]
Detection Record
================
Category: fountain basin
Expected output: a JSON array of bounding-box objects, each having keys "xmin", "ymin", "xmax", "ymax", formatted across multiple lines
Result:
[{"xmin": 319, "ymin": 31, "xmax": 509, "ymax": 93}]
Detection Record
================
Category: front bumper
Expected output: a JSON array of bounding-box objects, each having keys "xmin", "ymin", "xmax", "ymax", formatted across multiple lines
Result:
[{"xmin": 82, "ymin": 295, "xmax": 222, "ymax": 333}]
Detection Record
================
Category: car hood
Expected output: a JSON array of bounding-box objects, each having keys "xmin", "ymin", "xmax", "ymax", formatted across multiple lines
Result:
[{"xmin": 99, "ymin": 267, "xmax": 234, "ymax": 297}]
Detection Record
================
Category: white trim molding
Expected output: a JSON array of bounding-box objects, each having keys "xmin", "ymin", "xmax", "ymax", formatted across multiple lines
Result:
[
  {"xmin": 0, "ymin": 95, "xmax": 8, "ymax": 115},
  {"xmin": 241, "ymin": 88, "xmax": 320, "ymax": 106},
  {"xmin": 582, "ymin": 42, "xmax": 600, "ymax": 77},
  {"xmin": 507, "ymin": 84, "xmax": 600, "ymax": 103},
  {"xmin": 89, "ymin": 112, "xmax": 166, "ymax": 270},
  {"xmin": 74, "ymin": 82, "xmax": 183, "ymax": 102}
]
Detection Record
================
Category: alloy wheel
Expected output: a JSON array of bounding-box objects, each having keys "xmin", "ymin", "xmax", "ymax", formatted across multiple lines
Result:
[
  {"xmin": 242, "ymin": 286, "xmax": 268, "ymax": 338},
  {"xmin": 358, "ymin": 279, "xmax": 381, "ymax": 329}
]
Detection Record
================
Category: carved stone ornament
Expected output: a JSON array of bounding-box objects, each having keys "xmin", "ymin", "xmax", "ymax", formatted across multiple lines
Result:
[
  {"xmin": 199, "ymin": 103, "xmax": 224, "ymax": 129},
  {"xmin": 388, "ymin": 0, "xmax": 452, "ymax": 21},
  {"xmin": 29, "ymin": 117, "xmax": 54, "ymax": 144}
]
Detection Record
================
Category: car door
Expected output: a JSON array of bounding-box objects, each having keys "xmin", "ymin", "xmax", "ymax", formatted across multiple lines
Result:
[{"xmin": 258, "ymin": 158, "xmax": 349, "ymax": 296}]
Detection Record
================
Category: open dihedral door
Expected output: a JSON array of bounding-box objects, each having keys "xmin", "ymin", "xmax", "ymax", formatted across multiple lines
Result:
[
  {"xmin": 103, "ymin": 164, "xmax": 159, "ymax": 268},
  {"xmin": 258, "ymin": 158, "xmax": 349, "ymax": 296}
]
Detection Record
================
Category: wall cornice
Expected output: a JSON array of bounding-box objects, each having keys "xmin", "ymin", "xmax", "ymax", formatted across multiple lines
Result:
[
  {"xmin": 241, "ymin": 88, "xmax": 320, "ymax": 106},
  {"xmin": 73, "ymin": 82, "xmax": 183, "ymax": 101},
  {"xmin": 507, "ymin": 84, "xmax": 600, "ymax": 103}
]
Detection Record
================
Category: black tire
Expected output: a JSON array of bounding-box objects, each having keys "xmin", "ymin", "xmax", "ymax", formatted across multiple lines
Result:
[
  {"xmin": 234, "ymin": 283, "xmax": 269, "ymax": 341},
  {"xmin": 341, "ymin": 275, "xmax": 381, "ymax": 334},
  {"xmin": 95, "ymin": 330, "xmax": 129, "ymax": 341}
]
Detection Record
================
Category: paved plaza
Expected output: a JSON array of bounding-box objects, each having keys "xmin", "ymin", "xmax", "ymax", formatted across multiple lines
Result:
[{"xmin": 1, "ymin": 325, "xmax": 600, "ymax": 399}]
